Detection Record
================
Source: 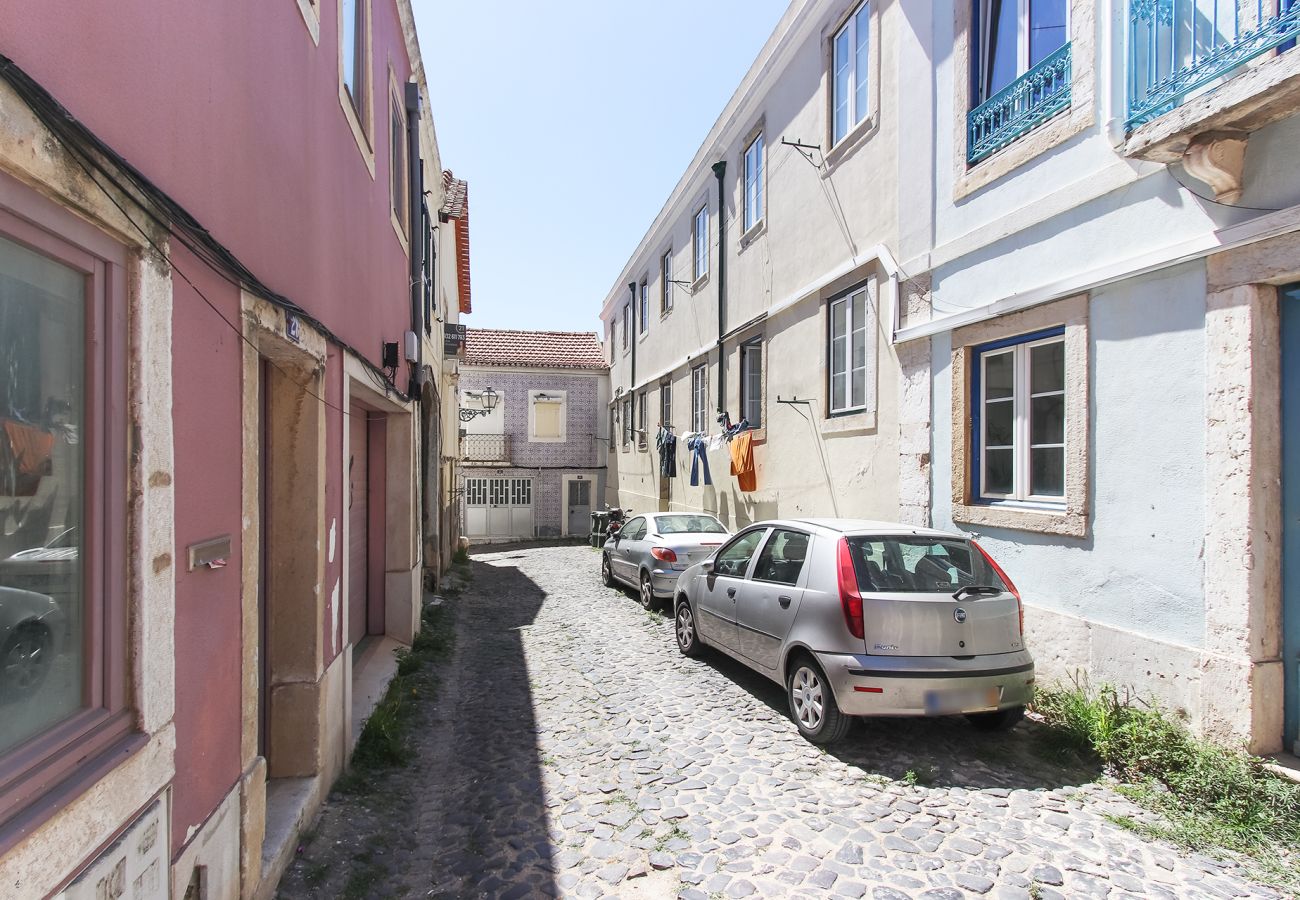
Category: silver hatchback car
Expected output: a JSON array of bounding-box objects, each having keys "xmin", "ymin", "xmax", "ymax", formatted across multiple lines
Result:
[
  {"xmin": 673, "ymin": 518, "xmax": 1034, "ymax": 744},
  {"xmin": 602, "ymin": 513, "xmax": 731, "ymax": 609}
]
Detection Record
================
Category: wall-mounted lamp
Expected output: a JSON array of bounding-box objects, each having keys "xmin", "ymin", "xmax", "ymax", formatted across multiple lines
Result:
[{"xmin": 459, "ymin": 386, "xmax": 499, "ymax": 422}]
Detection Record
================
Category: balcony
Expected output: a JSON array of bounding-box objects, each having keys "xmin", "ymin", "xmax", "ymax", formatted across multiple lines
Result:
[
  {"xmin": 461, "ymin": 433, "xmax": 510, "ymax": 465},
  {"xmin": 967, "ymin": 42, "xmax": 1073, "ymax": 165},
  {"xmin": 1126, "ymin": 0, "xmax": 1300, "ymax": 162}
]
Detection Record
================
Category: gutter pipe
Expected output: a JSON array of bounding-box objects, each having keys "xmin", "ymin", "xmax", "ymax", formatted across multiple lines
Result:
[{"xmin": 712, "ymin": 160, "xmax": 727, "ymax": 416}]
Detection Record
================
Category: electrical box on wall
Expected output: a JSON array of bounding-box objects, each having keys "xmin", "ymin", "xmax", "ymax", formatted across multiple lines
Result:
[
  {"xmin": 404, "ymin": 329, "xmax": 418, "ymax": 362},
  {"xmin": 382, "ymin": 341, "xmax": 399, "ymax": 369}
]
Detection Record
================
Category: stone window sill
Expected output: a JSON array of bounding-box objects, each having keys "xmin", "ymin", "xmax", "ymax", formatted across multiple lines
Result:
[
  {"xmin": 819, "ymin": 409, "xmax": 877, "ymax": 436},
  {"xmin": 952, "ymin": 502, "xmax": 1087, "ymax": 538}
]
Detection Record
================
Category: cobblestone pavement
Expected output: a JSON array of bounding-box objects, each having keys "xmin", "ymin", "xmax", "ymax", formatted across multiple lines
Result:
[{"xmin": 280, "ymin": 543, "xmax": 1283, "ymax": 900}]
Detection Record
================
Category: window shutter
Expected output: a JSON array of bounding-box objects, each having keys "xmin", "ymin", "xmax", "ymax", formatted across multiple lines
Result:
[{"xmin": 534, "ymin": 399, "xmax": 562, "ymax": 439}]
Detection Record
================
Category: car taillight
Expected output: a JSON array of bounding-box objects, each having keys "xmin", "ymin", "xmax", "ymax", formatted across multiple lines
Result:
[
  {"xmin": 650, "ymin": 547, "xmax": 678, "ymax": 562},
  {"xmin": 836, "ymin": 538, "xmax": 864, "ymax": 640},
  {"xmin": 973, "ymin": 541, "xmax": 1023, "ymax": 636}
]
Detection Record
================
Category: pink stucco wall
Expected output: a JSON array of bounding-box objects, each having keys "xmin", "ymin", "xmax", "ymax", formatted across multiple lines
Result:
[{"xmin": 1, "ymin": 0, "xmax": 415, "ymax": 856}]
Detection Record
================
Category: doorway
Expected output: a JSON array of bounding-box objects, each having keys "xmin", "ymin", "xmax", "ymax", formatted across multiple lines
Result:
[
  {"xmin": 564, "ymin": 475, "xmax": 592, "ymax": 537},
  {"xmin": 1282, "ymin": 284, "xmax": 1300, "ymax": 754},
  {"xmin": 348, "ymin": 404, "xmax": 387, "ymax": 648}
]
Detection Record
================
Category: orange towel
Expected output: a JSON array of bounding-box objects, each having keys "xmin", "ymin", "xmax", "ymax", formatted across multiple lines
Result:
[
  {"xmin": 4, "ymin": 419, "xmax": 54, "ymax": 479},
  {"xmin": 729, "ymin": 431, "xmax": 756, "ymax": 492}
]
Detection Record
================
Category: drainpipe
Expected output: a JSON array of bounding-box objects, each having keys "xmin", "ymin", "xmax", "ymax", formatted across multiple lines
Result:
[
  {"xmin": 712, "ymin": 161, "xmax": 727, "ymax": 417},
  {"xmin": 628, "ymin": 281, "xmax": 638, "ymax": 389}
]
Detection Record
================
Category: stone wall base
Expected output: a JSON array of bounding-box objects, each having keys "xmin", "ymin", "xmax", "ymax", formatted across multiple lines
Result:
[{"xmin": 171, "ymin": 784, "xmax": 240, "ymax": 900}]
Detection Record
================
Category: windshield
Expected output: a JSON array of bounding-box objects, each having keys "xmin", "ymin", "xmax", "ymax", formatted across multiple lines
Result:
[
  {"xmin": 653, "ymin": 515, "xmax": 728, "ymax": 535},
  {"xmin": 845, "ymin": 536, "xmax": 1008, "ymax": 594}
]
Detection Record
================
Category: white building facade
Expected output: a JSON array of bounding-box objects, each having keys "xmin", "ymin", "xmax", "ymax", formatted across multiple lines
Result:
[{"xmin": 601, "ymin": 0, "xmax": 1300, "ymax": 754}]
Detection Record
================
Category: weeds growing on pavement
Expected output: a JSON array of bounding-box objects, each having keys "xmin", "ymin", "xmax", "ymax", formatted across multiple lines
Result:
[
  {"xmin": 339, "ymin": 601, "xmax": 455, "ymax": 786},
  {"xmin": 1032, "ymin": 675, "xmax": 1300, "ymax": 893}
]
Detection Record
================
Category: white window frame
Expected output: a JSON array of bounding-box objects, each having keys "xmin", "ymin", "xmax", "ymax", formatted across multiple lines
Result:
[
  {"xmin": 977, "ymin": 333, "xmax": 1066, "ymax": 504},
  {"xmin": 637, "ymin": 390, "xmax": 648, "ymax": 448},
  {"xmin": 975, "ymin": 0, "xmax": 1070, "ymax": 106},
  {"xmin": 831, "ymin": 2, "xmax": 871, "ymax": 146},
  {"xmin": 691, "ymin": 365, "xmax": 708, "ymax": 433},
  {"xmin": 827, "ymin": 286, "xmax": 874, "ymax": 416},
  {"xmin": 622, "ymin": 303, "xmax": 630, "ymax": 350},
  {"xmin": 639, "ymin": 280, "xmax": 649, "ymax": 334},
  {"xmin": 621, "ymin": 395, "xmax": 633, "ymax": 447},
  {"xmin": 660, "ymin": 380, "xmax": 672, "ymax": 430},
  {"xmin": 743, "ymin": 132, "xmax": 765, "ymax": 233},
  {"xmin": 661, "ymin": 250, "xmax": 673, "ymax": 314},
  {"xmin": 528, "ymin": 390, "xmax": 567, "ymax": 443},
  {"xmin": 692, "ymin": 206, "xmax": 709, "ymax": 282},
  {"xmin": 740, "ymin": 339, "xmax": 763, "ymax": 428}
]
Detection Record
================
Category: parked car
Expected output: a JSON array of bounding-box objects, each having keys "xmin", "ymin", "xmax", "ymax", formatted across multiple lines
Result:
[
  {"xmin": 0, "ymin": 585, "xmax": 62, "ymax": 702},
  {"xmin": 602, "ymin": 513, "xmax": 731, "ymax": 610},
  {"xmin": 672, "ymin": 518, "xmax": 1034, "ymax": 744}
]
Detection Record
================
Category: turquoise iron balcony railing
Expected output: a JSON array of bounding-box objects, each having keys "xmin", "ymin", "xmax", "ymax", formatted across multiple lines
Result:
[
  {"xmin": 967, "ymin": 43, "xmax": 1073, "ymax": 165},
  {"xmin": 1128, "ymin": 0, "xmax": 1300, "ymax": 129}
]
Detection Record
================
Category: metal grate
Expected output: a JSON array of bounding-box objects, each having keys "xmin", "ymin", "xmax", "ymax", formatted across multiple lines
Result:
[{"xmin": 967, "ymin": 42, "xmax": 1073, "ymax": 165}]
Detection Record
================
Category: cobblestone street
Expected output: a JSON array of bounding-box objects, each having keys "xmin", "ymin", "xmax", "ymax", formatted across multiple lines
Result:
[{"xmin": 279, "ymin": 544, "xmax": 1282, "ymax": 900}]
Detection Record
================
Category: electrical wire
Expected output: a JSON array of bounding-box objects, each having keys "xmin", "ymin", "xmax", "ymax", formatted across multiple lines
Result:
[
  {"xmin": 0, "ymin": 54, "xmax": 412, "ymax": 419},
  {"xmin": 1169, "ymin": 166, "xmax": 1287, "ymax": 214}
]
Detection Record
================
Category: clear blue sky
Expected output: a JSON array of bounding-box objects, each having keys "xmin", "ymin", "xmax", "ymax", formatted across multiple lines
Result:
[{"xmin": 412, "ymin": 0, "xmax": 791, "ymax": 334}]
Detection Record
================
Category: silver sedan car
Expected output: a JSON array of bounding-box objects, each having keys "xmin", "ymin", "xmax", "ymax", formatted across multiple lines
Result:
[
  {"xmin": 672, "ymin": 518, "xmax": 1035, "ymax": 744},
  {"xmin": 602, "ymin": 513, "xmax": 731, "ymax": 610}
]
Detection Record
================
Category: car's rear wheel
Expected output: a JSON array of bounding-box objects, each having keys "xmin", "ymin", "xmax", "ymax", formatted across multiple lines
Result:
[
  {"xmin": 675, "ymin": 601, "xmax": 702, "ymax": 657},
  {"xmin": 1, "ymin": 624, "xmax": 52, "ymax": 699},
  {"xmin": 601, "ymin": 553, "xmax": 615, "ymax": 587},
  {"xmin": 787, "ymin": 656, "xmax": 851, "ymax": 745},
  {"xmin": 966, "ymin": 704, "xmax": 1024, "ymax": 732},
  {"xmin": 638, "ymin": 572, "xmax": 656, "ymax": 610}
]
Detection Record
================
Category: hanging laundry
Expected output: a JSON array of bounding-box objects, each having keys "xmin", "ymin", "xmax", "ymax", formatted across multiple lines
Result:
[
  {"xmin": 656, "ymin": 427, "xmax": 677, "ymax": 478},
  {"xmin": 686, "ymin": 435, "xmax": 711, "ymax": 486},
  {"xmin": 729, "ymin": 430, "xmax": 756, "ymax": 492},
  {"xmin": 707, "ymin": 433, "xmax": 725, "ymax": 452}
]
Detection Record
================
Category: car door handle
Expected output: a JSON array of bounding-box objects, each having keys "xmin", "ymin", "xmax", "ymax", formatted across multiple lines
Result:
[
  {"xmin": 778, "ymin": 595, "xmax": 792, "ymax": 608},
  {"xmin": 727, "ymin": 587, "xmax": 737, "ymax": 598}
]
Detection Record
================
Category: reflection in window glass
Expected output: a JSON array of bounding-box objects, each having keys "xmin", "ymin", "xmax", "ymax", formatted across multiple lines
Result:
[{"xmin": 0, "ymin": 234, "xmax": 85, "ymax": 755}]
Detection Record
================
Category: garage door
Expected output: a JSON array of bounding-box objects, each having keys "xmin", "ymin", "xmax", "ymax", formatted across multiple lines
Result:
[{"xmin": 465, "ymin": 476, "xmax": 533, "ymax": 540}]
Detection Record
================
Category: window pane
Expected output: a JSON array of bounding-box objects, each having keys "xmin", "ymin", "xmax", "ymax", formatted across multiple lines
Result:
[
  {"xmin": 715, "ymin": 530, "xmax": 765, "ymax": 577},
  {"xmin": 1031, "ymin": 447, "xmax": 1065, "ymax": 496},
  {"xmin": 832, "ymin": 372, "xmax": 847, "ymax": 411},
  {"xmin": 851, "ymin": 317, "xmax": 867, "ymax": 370},
  {"xmin": 982, "ymin": 0, "xmax": 1019, "ymax": 100},
  {"xmin": 984, "ymin": 399, "xmax": 1014, "ymax": 446},
  {"xmin": 1030, "ymin": 341, "xmax": 1064, "ymax": 394},
  {"xmin": 342, "ymin": 0, "xmax": 357, "ymax": 94},
  {"xmin": 984, "ymin": 351, "xmax": 1013, "ymax": 399},
  {"xmin": 851, "ymin": 365, "xmax": 865, "ymax": 410},
  {"xmin": 833, "ymin": 29, "xmax": 851, "ymax": 142},
  {"xmin": 754, "ymin": 529, "xmax": 809, "ymax": 585},
  {"xmin": 854, "ymin": 6, "xmax": 870, "ymax": 123},
  {"xmin": 1029, "ymin": 0, "xmax": 1068, "ymax": 67},
  {"xmin": 831, "ymin": 336, "xmax": 846, "ymax": 381},
  {"xmin": 0, "ymin": 235, "xmax": 86, "ymax": 754},
  {"xmin": 985, "ymin": 448, "xmax": 1014, "ymax": 494},
  {"xmin": 1030, "ymin": 394, "xmax": 1064, "ymax": 445}
]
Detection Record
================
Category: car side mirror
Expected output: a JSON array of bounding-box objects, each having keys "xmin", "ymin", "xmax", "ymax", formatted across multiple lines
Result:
[{"xmin": 701, "ymin": 559, "xmax": 714, "ymax": 574}]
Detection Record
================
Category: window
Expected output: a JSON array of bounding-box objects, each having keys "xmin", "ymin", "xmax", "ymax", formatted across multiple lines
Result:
[
  {"xmin": 654, "ymin": 514, "xmax": 727, "ymax": 534},
  {"xmin": 639, "ymin": 280, "xmax": 649, "ymax": 334},
  {"xmin": 845, "ymin": 536, "xmax": 1008, "ymax": 593},
  {"xmin": 973, "ymin": 0, "xmax": 1068, "ymax": 106},
  {"xmin": 608, "ymin": 405, "xmax": 616, "ymax": 449},
  {"xmin": 691, "ymin": 365, "xmax": 708, "ymax": 432},
  {"xmin": 621, "ymin": 517, "xmax": 647, "ymax": 541},
  {"xmin": 0, "ymin": 202, "xmax": 130, "ymax": 826},
  {"xmin": 714, "ymin": 529, "xmax": 767, "ymax": 578},
  {"xmin": 622, "ymin": 395, "xmax": 633, "ymax": 447},
  {"xmin": 342, "ymin": 0, "xmax": 368, "ymax": 114},
  {"xmin": 693, "ymin": 207, "xmax": 709, "ymax": 281},
  {"xmin": 621, "ymin": 303, "xmax": 630, "ymax": 350},
  {"xmin": 660, "ymin": 251, "xmax": 672, "ymax": 314},
  {"xmin": 753, "ymin": 529, "xmax": 810, "ymax": 585},
  {"xmin": 740, "ymin": 340, "xmax": 762, "ymax": 428},
  {"xmin": 637, "ymin": 390, "xmax": 648, "ymax": 449},
  {"xmin": 421, "ymin": 200, "xmax": 435, "ymax": 333},
  {"xmin": 832, "ymin": 3, "xmax": 871, "ymax": 144},
  {"xmin": 828, "ymin": 285, "xmax": 872, "ymax": 415},
  {"xmin": 660, "ymin": 380, "xmax": 672, "ymax": 430},
  {"xmin": 390, "ymin": 92, "xmax": 407, "ymax": 233},
  {"xmin": 974, "ymin": 329, "xmax": 1065, "ymax": 502},
  {"xmin": 743, "ymin": 132, "xmax": 764, "ymax": 233},
  {"xmin": 529, "ymin": 390, "xmax": 566, "ymax": 442}
]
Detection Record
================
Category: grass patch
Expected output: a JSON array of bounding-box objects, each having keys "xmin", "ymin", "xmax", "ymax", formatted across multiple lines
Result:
[
  {"xmin": 452, "ymin": 545, "xmax": 470, "ymax": 566},
  {"xmin": 655, "ymin": 824, "xmax": 689, "ymax": 852},
  {"xmin": 1033, "ymin": 676, "xmax": 1300, "ymax": 892},
  {"xmin": 343, "ymin": 601, "xmax": 455, "ymax": 780}
]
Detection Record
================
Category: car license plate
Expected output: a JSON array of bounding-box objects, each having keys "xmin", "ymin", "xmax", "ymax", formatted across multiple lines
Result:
[{"xmin": 924, "ymin": 686, "xmax": 1000, "ymax": 716}]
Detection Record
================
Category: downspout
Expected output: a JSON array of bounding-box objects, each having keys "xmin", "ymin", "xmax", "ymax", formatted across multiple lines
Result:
[
  {"xmin": 405, "ymin": 82, "xmax": 423, "ymax": 399},
  {"xmin": 712, "ymin": 160, "xmax": 726, "ymax": 417}
]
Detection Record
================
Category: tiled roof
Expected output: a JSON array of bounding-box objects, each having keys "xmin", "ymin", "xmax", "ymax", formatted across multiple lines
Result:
[
  {"xmin": 463, "ymin": 329, "xmax": 608, "ymax": 371},
  {"xmin": 442, "ymin": 170, "xmax": 471, "ymax": 314}
]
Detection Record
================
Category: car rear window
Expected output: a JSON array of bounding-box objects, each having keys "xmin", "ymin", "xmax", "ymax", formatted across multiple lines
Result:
[
  {"xmin": 845, "ymin": 536, "xmax": 1008, "ymax": 594},
  {"xmin": 654, "ymin": 515, "xmax": 728, "ymax": 534}
]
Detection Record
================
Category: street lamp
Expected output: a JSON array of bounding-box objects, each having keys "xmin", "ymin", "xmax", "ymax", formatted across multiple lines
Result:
[{"xmin": 459, "ymin": 387, "xmax": 498, "ymax": 422}]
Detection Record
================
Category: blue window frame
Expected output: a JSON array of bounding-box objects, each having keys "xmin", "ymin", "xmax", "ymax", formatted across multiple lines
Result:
[{"xmin": 970, "ymin": 326, "xmax": 1066, "ymax": 503}]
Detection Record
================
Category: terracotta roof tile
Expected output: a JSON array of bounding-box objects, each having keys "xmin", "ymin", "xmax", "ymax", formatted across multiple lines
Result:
[{"xmin": 463, "ymin": 328, "xmax": 608, "ymax": 371}]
